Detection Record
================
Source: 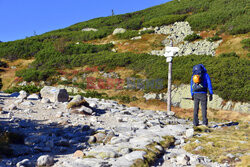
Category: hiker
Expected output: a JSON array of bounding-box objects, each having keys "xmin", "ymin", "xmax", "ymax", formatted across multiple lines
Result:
[{"xmin": 191, "ymin": 64, "xmax": 213, "ymax": 127}]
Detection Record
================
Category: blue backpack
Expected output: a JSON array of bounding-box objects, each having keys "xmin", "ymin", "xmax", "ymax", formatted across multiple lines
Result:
[{"xmin": 192, "ymin": 64, "xmax": 206, "ymax": 92}]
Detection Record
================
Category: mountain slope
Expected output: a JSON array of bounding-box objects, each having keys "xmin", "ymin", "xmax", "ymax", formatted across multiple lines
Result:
[{"xmin": 0, "ymin": 0, "xmax": 249, "ymax": 102}]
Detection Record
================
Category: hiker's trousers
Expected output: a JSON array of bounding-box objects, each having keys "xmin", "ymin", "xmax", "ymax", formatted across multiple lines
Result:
[{"xmin": 193, "ymin": 93, "xmax": 208, "ymax": 126}]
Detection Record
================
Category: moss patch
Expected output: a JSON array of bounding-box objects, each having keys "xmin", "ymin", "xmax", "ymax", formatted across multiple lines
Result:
[
  {"xmin": 67, "ymin": 99, "xmax": 89, "ymax": 109},
  {"xmin": 184, "ymin": 122, "xmax": 250, "ymax": 166},
  {"xmin": 131, "ymin": 136, "xmax": 175, "ymax": 167}
]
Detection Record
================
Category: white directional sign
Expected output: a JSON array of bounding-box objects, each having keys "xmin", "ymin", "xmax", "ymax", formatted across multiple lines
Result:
[{"xmin": 164, "ymin": 46, "xmax": 179, "ymax": 62}]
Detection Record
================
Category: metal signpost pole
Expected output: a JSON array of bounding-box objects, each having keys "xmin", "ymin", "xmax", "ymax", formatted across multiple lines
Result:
[
  {"xmin": 167, "ymin": 42, "xmax": 173, "ymax": 113},
  {"xmin": 164, "ymin": 41, "xmax": 179, "ymax": 115},
  {"xmin": 167, "ymin": 56, "xmax": 172, "ymax": 113}
]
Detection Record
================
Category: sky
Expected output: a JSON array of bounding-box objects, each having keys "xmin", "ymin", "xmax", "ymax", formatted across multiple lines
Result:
[{"xmin": 0, "ymin": 0, "xmax": 170, "ymax": 42}]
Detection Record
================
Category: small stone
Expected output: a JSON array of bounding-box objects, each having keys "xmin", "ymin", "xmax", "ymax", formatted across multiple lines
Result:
[
  {"xmin": 21, "ymin": 101, "xmax": 34, "ymax": 106},
  {"xmin": 167, "ymin": 111, "xmax": 175, "ymax": 116},
  {"xmin": 27, "ymin": 94, "xmax": 40, "ymax": 100},
  {"xmin": 226, "ymin": 153, "xmax": 235, "ymax": 159},
  {"xmin": 37, "ymin": 155, "xmax": 54, "ymax": 167},
  {"xmin": 94, "ymin": 133, "xmax": 106, "ymax": 142},
  {"xmin": 7, "ymin": 104, "xmax": 17, "ymax": 111},
  {"xmin": 194, "ymin": 139, "xmax": 201, "ymax": 143},
  {"xmin": 18, "ymin": 90, "xmax": 28, "ymax": 99},
  {"xmin": 176, "ymin": 154, "xmax": 190, "ymax": 166},
  {"xmin": 124, "ymin": 151, "xmax": 146, "ymax": 161},
  {"xmin": 78, "ymin": 106, "xmax": 93, "ymax": 115},
  {"xmin": 186, "ymin": 129, "xmax": 194, "ymax": 138},
  {"xmin": 56, "ymin": 112, "xmax": 63, "ymax": 118},
  {"xmin": 73, "ymin": 150, "xmax": 84, "ymax": 158},
  {"xmin": 41, "ymin": 98, "xmax": 50, "ymax": 103},
  {"xmin": 194, "ymin": 146, "xmax": 204, "ymax": 151},
  {"xmin": 16, "ymin": 159, "xmax": 32, "ymax": 167},
  {"xmin": 88, "ymin": 136, "xmax": 96, "ymax": 143},
  {"xmin": 120, "ymin": 148, "xmax": 132, "ymax": 155}
]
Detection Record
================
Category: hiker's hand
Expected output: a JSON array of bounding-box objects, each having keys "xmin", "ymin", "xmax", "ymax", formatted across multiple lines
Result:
[
  {"xmin": 192, "ymin": 95, "xmax": 194, "ymax": 100},
  {"xmin": 209, "ymin": 94, "xmax": 213, "ymax": 101}
]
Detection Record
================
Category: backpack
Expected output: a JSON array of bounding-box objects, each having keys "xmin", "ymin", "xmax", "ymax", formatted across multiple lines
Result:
[{"xmin": 192, "ymin": 64, "xmax": 206, "ymax": 92}]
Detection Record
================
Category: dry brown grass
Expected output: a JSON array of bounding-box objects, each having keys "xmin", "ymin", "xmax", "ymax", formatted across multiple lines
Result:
[
  {"xmin": 0, "ymin": 58, "xmax": 34, "ymax": 90},
  {"xmin": 115, "ymin": 34, "xmax": 167, "ymax": 53},
  {"xmin": 199, "ymin": 30, "xmax": 217, "ymax": 38},
  {"xmin": 216, "ymin": 33, "xmax": 250, "ymax": 58},
  {"xmin": 84, "ymin": 34, "xmax": 167, "ymax": 54}
]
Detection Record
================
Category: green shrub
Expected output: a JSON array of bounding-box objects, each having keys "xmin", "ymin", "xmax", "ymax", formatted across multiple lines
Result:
[
  {"xmin": 115, "ymin": 30, "xmax": 139, "ymax": 39},
  {"xmin": 241, "ymin": 38, "xmax": 250, "ymax": 51},
  {"xmin": 218, "ymin": 52, "xmax": 239, "ymax": 58},
  {"xmin": 207, "ymin": 35, "xmax": 222, "ymax": 42},
  {"xmin": 64, "ymin": 43, "xmax": 113, "ymax": 55},
  {"xmin": 79, "ymin": 91, "xmax": 109, "ymax": 99},
  {"xmin": 4, "ymin": 85, "xmax": 41, "ymax": 94},
  {"xmin": 16, "ymin": 68, "xmax": 56, "ymax": 82},
  {"xmin": 184, "ymin": 33, "xmax": 202, "ymax": 42}
]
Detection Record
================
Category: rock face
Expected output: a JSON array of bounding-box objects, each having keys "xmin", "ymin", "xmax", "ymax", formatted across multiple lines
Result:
[
  {"xmin": 113, "ymin": 28, "xmax": 126, "ymax": 35},
  {"xmin": 143, "ymin": 84, "xmax": 250, "ymax": 113},
  {"xmin": 40, "ymin": 86, "xmax": 69, "ymax": 103},
  {"xmin": 155, "ymin": 22, "xmax": 193, "ymax": 44},
  {"xmin": 81, "ymin": 28, "xmax": 98, "ymax": 32},
  {"xmin": 152, "ymin": 21, "xmax": 222, "ymax": 57}
]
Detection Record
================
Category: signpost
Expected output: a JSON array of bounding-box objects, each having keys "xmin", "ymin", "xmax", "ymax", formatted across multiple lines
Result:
[{"xmin": 164, "ymin": 42, "xmax": 179, "ymax": 114}]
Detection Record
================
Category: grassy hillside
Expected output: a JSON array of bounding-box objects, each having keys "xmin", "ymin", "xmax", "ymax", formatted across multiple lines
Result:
[{"xmin": 0, "ymin": 0, "xmax": 249, "ymax": 102}]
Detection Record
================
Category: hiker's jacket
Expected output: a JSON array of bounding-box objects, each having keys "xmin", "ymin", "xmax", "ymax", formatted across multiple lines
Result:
[{"xmin": 190, "ymin": 64, "xmax": 213, "ymax": 96}]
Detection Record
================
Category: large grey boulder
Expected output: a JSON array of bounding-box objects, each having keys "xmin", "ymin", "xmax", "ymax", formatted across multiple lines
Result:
[
  {"xmin": 40, "ymin": 86, "xmax": 69, "ymax": 103},
  {"xmin": 113, "ymin": 28, "xmax": 126, "ymax": 35}
]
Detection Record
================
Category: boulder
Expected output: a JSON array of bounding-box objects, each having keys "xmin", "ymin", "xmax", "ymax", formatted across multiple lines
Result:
[
  {"xmin": 37, "ymin": 155, "xmax": 54, "ymax": 167},
  {"xmin": 18, "ymin": 90, "xmax": 28, "ymax": 99},
  {"xmin": 113, "ymin": 28, "xmax": 126, "ymax": 35},
  {"xmin": 40, "ymin": 86, "xmax": 69, "ymax": 103}
]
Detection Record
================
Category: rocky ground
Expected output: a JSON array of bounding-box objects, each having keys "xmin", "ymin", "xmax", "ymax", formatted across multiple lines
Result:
[{"xmin": 0, "ymin": 90, "xmax": 231, "ymax": 167}]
